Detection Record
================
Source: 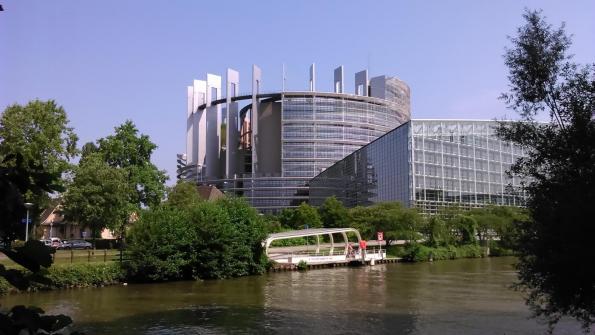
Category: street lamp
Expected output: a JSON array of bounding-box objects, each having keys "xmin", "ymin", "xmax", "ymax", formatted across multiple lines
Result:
[{"xmin": 24, "ymin": 202, "xmax": 33, "ymax": 242}]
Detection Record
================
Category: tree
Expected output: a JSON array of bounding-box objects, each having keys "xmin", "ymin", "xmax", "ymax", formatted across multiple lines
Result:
[
  {"xmin": 498, "ymin": 10, "xmax": 595, "ymax": 331},
  {"xmin": 348, "ymin": 206, "xmax": 376, "ymax": 239},
  {"xmin": 318, "ymin": 196, "xmax": 349, "ymax": 228},
  {"xmin": 423, "ymin": 216, "xmax": 451, "ymax": 247},
  {"xmin": 166, "ymin": 181, "xmax": 202, "ymax": 209},
  {"xmin": 284, "ymin": 203, "xmax": 322, "ymax": 230},
  {"xmin": 0, "ymin": 100, "xmax": 78, "ymax": 228},
  {"xmin": 62, "ymin": 153, "xmax": 131, "ymax": 243},
  {"xmin": 96, "ymin": 120, "xmax": 167, "ymax": 208},
  {"xmin": 0, "ymin": 154, "xmax": 77, "ymax": 334},
  {"xmin": 451, "ymin": 215, "xmax": 478, "ymax": 245},
  {"xmin": 126, "ymin": 198, "xmax": 267, "ymax": 281}
]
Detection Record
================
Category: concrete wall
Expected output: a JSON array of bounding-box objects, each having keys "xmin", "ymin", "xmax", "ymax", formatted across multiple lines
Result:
[
  {"xmin": 256, "ymin": 101, "xmax": 282, "ymax": 174},
  {"xmin": 226, "ymin": 68, "xmax": 240, "ymax": 178},
  {"xmin": 252, "ymin": 65, "xmax": 262, "ymax": 174},
  {"xmin": 334, "ymin": 66, "xmax": 344, "ymax": 93},
  {"xmin": 369, "ymin": 75, "xmax": 386, "ymax": 99},
  {"xmin": 186, "ymin": 79, "xmax": 206, "ymax": 178},
  {"xmin": 205, "ymin": 74, "xmax": 221, "ymax": 178},
  {"xmin": 355, "ymin": 70, "xmax": 368, "ymax": 96}
]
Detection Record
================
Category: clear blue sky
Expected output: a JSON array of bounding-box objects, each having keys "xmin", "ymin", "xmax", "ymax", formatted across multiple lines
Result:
[{"xmin": 1, "ymin": 1, "xmax": 594, "ymax": 183}]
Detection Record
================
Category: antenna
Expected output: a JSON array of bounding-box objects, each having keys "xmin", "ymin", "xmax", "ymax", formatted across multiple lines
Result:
[{"xmin": 282, "ymin": 63, "xmax": 286, "ymax": 92}]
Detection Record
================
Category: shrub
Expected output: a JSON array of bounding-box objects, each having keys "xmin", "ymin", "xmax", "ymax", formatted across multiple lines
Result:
[
  {"xmin": 0, "ymin": 263, "xmax": 124, "ymax": 294},
  {"xmin": 297, "ymin": 260, "xmax": 308, "ymax": 271},
  {"xmin": 0, "ymin": 275, "xmax": 12, "ymax": 294},
  {"xmin": 402, "ymin": 243, "xmax": 485, "ymax": 262},
  {"xmin": 125, "ymin": 197, "xmax": 268, "ymax": 282},
  {"xmin": 42, "ymin": 263, "xmax": 124, "ymax": 289}
]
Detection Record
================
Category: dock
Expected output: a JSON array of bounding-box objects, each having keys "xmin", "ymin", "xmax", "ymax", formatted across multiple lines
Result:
[{"xmin": 264, "ymin": 228, "xmax": 400, "ymax": 272}]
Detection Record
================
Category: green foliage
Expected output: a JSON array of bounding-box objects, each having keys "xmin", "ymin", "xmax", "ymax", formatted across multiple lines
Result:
[
  {"xmin": 281, "ymin": 202, "xmax": 322, "ymax": 230},
  {"xmin": 0, "ymin": 154, "xmax": 61, "ymax": 243},
  {"xmin": 0, "ymin": 275, "xmax": 11, "ymax": 294},
  {"xmin": 43, "ymin": 263, "xmax": 124, "ymax": 289},
  {"xmin": 498, "ymin": 9, "xmax": 595, "ymax": 331},
  {"xmin": 96, "ymin": 120, "xmax": 168, "ymax": 208},
  {"xmin": 126, "ymin": 198, "xmax": 267, "ymax": 281},
  {"xmin": 318, "ymin": 196, "xmax": 349, "ymax": 228},
  {"xmin": 451, "ymin": 215, "xmax": 478, "ymax": 245},
  {"xmin": 402, "ymin": 244, "xmax": 484, "ymax": 262},
  {"xmin": 0, "ymin": 100, "xmax": 78, "ymax": 203},
  {"xmin": 261, "ymin": 214, "xmax": 283, "ymax": 234},
  {"xmin": 297, "ymin": 260, "xmax": 308, "ymax": 271},
  {"xmin": 489, "ymin": 242, "xmax": 516, "ymax": 257},
  {"xmin": 423, "ymin": 216, "xmax": 451, "ymax": 247},
  {"xmin": 0, "ymin": 263, "xmax": 124, "ymax": 294},
  {"xmin": 347, "ymin": 206, "xmax": 376, "ymax": 239},
  {"xmin": 0, "ymin": 100, "xmax": 84, "ymax": 333},
  {"xmin": 0, "ymin": 100, "xmax": 77, "ymax": 241},
  {"xmin": 347, "ymin": 202, "xmax": 422, "ymax": 243},
  {"xmin": 166, "ymin": 181, "xmax": 201, "ymax": 209},
  {"xmin": 63, "ymin": 153, "xmax": 131, "ymax": 240}
]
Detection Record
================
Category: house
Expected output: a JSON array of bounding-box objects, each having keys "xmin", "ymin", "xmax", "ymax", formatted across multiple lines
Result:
[{"xmin": 39, "ymin": 200, "xmax": 115, "ymax": 240}]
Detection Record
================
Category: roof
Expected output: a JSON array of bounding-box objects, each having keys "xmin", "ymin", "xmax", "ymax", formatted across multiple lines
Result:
[
  {"xmin": 266, "ymin": 228, "xmax": 361, "ymax": 240},
  {"xmin": 264, "ymin": 227, "xmax": 363, "ymax": 252},
  {"xmin": 197, "ymin": 185, "xmax": 225, "ymax": 201}
]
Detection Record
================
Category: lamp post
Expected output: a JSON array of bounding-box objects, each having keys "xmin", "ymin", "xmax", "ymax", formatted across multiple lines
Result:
[{"xmin": 24, "ymin": 202, "xmax": 34, "ymax": 242}]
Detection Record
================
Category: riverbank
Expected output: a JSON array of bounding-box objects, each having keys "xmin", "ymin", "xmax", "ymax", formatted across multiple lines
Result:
[
  {"xmin": 0, "ymin": 244, "xmax": 514, "ymax": 295},
  {"xmin": 0, "ymin": 262, "xmax": 124, "ymax": 294},
  {"xmin": 2, "ymin": 257, "xmax": 583, "ymax": 335}
]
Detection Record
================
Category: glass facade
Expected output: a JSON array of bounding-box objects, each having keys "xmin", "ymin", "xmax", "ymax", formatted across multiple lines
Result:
[
  {"xmin": 282, "ymin": 95, "xmax": 407, "ymax": 178},
  {"xmin": 310, "ymin": 120, "xmax": 527, "ymax": 214},
  {"xmin": 198, "ymin": 92, "xmax": 410, "ymax": 214}
]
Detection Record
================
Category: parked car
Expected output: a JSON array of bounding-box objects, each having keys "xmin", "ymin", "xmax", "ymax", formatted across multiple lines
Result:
[
  {"xmin": 50, "ymin": 237, "xmax": 62, "ymax": 249},
  {"xmin": 60, "ymin": 240, "xmax": 92, "ymax": 250}
]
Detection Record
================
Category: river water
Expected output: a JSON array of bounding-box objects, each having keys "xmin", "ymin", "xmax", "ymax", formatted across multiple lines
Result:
[{"xmin": 0, "ymin": 257, "xmax": 585, "ymax": 334}]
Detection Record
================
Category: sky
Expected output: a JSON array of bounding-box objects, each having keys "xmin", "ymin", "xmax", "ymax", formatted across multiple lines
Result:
[{"xmin": 1, "ymin": 1, "xmax": 594, "ymax": 183}]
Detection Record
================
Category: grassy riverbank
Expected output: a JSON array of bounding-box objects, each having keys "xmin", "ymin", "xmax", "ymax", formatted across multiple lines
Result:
[
  {"xmin": 0, "ymin": 249, "xmax": 121, "ymax": 267},
  {"xmin": 388, "ymin": 242, "xmax": 515, "ymax": 262},
  {"xmin": 0, "ymin": 262, "xmax": 124, "ymax": 294}
]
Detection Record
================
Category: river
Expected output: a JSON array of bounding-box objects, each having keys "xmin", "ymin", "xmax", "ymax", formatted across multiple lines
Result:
[{"xmin": 0, "ymin": 257, "xmax": 585, "ymax": 334}]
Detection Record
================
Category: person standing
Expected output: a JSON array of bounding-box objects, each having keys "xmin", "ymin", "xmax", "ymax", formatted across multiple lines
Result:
[{"xmin": 359, "ymin": 239, "xmax": 367, "ymax": 261}]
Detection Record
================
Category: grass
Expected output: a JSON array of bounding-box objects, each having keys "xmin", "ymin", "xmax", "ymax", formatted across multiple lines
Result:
[{"xmin": 0, "ymin": 249, "xmax": 122, "ymax": 267}]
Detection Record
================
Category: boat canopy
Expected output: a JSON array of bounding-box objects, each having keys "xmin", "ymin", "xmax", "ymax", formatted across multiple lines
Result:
[{"xmin": 263, "ymin": 228, "xmax": 362, "ymax": 255}]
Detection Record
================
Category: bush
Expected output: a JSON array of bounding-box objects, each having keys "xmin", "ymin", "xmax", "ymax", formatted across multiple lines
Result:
[
  {"xmin": 297, "ymin": 260, "xmax": 308, "ymax": 271},
  {"xmin": 0, "ymin": 275, "xmax": 12, "ymax": 294},
  {"xmin": 41, "ymin": 263, "xmax": 124, "ymax": 289},
  {"xmin": 125, "ymin": 197, "xmax": 268, "ymax": 282},
  {"xmin": 489, "ymin": 242, "xmax": 516, "ymax": 257},
  {"xmin": 0, "ymin": 263, "xmax": 124, "ymax": 294},
  {"xmin": 402, "ymin": 243, "xmax": 485, "ymax": 262}
]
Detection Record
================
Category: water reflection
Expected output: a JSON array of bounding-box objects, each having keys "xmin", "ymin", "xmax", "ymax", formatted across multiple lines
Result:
[{"xmin": 0, "ymin": 257, "xmax": 585, "ymax": 334}]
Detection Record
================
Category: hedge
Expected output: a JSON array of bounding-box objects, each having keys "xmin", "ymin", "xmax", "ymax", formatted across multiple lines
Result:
[
  {"xmin": 402, "ymin": 244, "xmax": 486, "ymax": 262},
  {"xmin": 0, "ymin": 263, "xmax": 125, "ymax": 294}
]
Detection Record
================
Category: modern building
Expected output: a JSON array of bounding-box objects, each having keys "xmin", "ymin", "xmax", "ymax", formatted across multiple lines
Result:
[
  {"xmin": 178, "ymin": 65, "xmax": 411, "ymax": 213},
  {"xmin": 309, "ymin": 120, "xmax": 527, "ymax": 214}
]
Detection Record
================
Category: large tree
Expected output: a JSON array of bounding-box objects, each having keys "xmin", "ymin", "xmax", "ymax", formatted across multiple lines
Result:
[
  {"xmin": 0, "ymin": 100, "xmax": 78, "ymax": 227},
  {"xmin": 318, "ymin": 196, "xmax": 350, "ymax": 229},
  {"xmin": 95, "ymin": 120, "xmax": 168, "ymax": 208},
  {"xmin": 498, "ymin": 10, "xmax": 595, "ymax": 331},
  {"xmin": 62, "ymin": 153, "xmax": 131, "ymax": 242}
]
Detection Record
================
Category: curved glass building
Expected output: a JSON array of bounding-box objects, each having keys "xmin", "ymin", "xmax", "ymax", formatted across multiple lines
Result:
[{"xmin": 178, "ymin": 65, "xmax": 411, "ymax": 213}]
